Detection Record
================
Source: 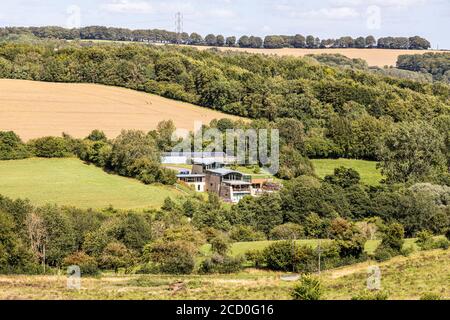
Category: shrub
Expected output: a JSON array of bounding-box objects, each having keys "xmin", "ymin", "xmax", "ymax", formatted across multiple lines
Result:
[
  {"xmin": 373, "ymin": 244, "xmax": 398, "ymax": 262},
  {"xmin": 270, "ymin": 223, "xmax": 304, "ymax": 240},
  {"xmin": 381, "ymin": 223, "xmax": 405, "ymax": 252},
  {"xmin": 400, "ymin": 246, "xmax": 415, "ymax": 257},
  {"xmin": 28, "ymin": 136, "xmax": 71, "ymax": 158},
  {"xmin": 434, "ymin": 238, "xmax": 450, "ymax": 250},
  {"xmin": 229, "ymin": 225, "xmax": 266, "ymax": 242},
  {"xmin": 244, "ymin": 249, "xmax": 265, "ymax": 268},
  {"xmin": 210, "ymin": 234, "xmax": 230, "ymax": 255},
  {"xmin": 99, "ymin": 242, "xmax": 135, "ymax": 273},
  {"xmin": 416, "ymin": 231, "xmax": 435, "ymax": 250},
  {"xmin": 143, "ymin": 240, "xmax": 196, "ymax": 275},
  {"xmin": 352, "ymin": 290, "xmax": 389, "ymax": 300},
  {"xmin": 199, "ymin": 254, "xmax": 243, "ymax": 274},
  {"xmin": 63, "ymin": 251, "xmax": 99, "ymax": 276},
  {"xmin": 263, "ymin": 241, "xmax": 299, "ymax": 272},
  {"xmin": 291, "ymin": 275, "xmax": 324, "ymax": 300},
  {"xmin": 0, "ymin": 131, "xmax": 30, "ymax": 160},
  {"xmin": 445, "ymin": 229, "xmax": 450, "ymax": 241}
]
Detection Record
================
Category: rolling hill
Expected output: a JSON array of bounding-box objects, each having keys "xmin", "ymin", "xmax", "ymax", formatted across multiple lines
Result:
[
  {"xmin": 190, "ymin": 46, "xmax": 447, "ymax": 67},
  {"xmin": 0, "ymin": 158, "xmax": 185, "ymax": 209},
  {"xmin": 0, "ymin": 79, "xmax": 241, "ymax": 141}
]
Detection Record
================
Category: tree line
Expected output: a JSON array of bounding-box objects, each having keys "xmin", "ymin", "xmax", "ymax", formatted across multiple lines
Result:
[
  {"xmin": 397, "ymin": 52, "xmax": 450, "ymax": 83},
  {"xmin": 0, "ymin": 26, "xmax": 431, "ymax": 49}
]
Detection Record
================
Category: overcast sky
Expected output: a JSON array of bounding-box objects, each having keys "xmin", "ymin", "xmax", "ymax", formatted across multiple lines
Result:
[{"xmin": 1, "ymin": 0, "xmax": 449, "ymax": 48}]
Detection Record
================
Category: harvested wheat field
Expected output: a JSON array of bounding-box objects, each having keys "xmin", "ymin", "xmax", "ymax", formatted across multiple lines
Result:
[
  {"xmin": 192, "ymin": 46, "xmax": 447, "ymax": 67},
  {"xmin": 0, "ymin": 79, "xmax": 240, "ymax": 141}
]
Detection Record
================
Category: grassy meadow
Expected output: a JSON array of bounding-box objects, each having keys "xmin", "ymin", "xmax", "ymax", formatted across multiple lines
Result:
[
  {"xmin": 0, "ymin": 158, "xmax": 185, "ymax": 210},
  {"xmin": 311, "ymin": 159, "xmax": 383, "ymax": 186},
  {"xmin": 0, "ymin": 249, "xmax": 447, "ymax": 300},
  {"xmin": 201, "ymin": 238, "xmax": 422, "ymax": 257}
]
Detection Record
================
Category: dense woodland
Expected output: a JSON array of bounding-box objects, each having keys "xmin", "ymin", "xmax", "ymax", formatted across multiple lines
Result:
[
  {"xmin": 0, "ymin": 26, "xmax": 431, "ymax": 49},
  {"xmin": 0, "ymin": 39, "xmax": 449, "ymax": 276},
  {"xmin": 0, "ymin": 41, "xmax": 449, "ymax": 163},
  {"xmin": 397, "ymin": 52, "xmax": 450, "ymax": 83}
]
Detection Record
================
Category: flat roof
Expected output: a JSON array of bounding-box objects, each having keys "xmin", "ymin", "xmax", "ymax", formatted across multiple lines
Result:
[
  {"xmin": 207, "ymin": 168, "xmax": 241, "ymax": 176},
  {"xmin": 177, "ymin": 174, "xmax": 206, "ymax": 178},
  {"xmin": 223, "ymin": 180, "xmax": 252, "ymax": 186}
]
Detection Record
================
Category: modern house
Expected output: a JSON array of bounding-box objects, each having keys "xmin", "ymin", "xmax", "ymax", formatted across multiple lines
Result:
[
  {"xmin": 204, "ymin": 168, "xmax": 252, "ymax": 203},
  {"xmin": 174, "ymin": 156, "xmax": 280, "ymax": 203}
]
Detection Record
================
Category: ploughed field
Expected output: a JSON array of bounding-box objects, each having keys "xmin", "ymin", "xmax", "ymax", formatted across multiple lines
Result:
[
  {"xmin": 0, "ymin": 79, "xmax": 240, "ymax": 141},
  {"xmin": 0, "ymin": 158, "xmax": 185, "ymax": 209}
]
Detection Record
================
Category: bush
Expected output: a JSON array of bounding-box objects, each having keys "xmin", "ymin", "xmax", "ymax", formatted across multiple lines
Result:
[
  {"xmin": 352, "ymin": 290, "xmax": 389, "ymax": 300},
  {"xmin": 434, "ymin": 238, "xmax": 450, "ymax": 250},
  {"xmin": 99, "ymin": 242, "xmax": 135, "ymax": 273},
  {"xmin": 210, "ymin": 234, "xmax": 230, "ymax": 255},
  {"xmin": 199, "ymin": 254, "xmax": 244, "ymax": 274},
  {"xmin": 0, "ymin": 131, "xmax": 30, "ymax": 160},
  {"xmin": 291, "ymin": 275, "xmax": 324, "ymax": 300},
  {"xmin": 229, "ymin": 225, "xmax": 266, "ymax": 242},
  {"xmin": 416, "ymin": 231, "xmax": 435, "ymax": 250},
  {"xmin": 263, "ymin": 241, "xmax": 299, "ymax": 272},
  {"xmin": 270, "ymin": 223, "xmax": 304, "ymax": 240},
  {"xmin": 373, "ymin": 244, "xmax": 398, "ymax": 262},
  {"xmin": 28, "ymin": 136, "xmax": 71, "ymax": 158},
  {"xmin": 381, "ymin": 223, "xmax": 405, "ymax": 252},
  {"xmin": 244, "ymin": 249, "xmax": 265, "ymax": 268},
  {"xmin": 400, "ymin": 246, "xmax": 415, "ymax": 257},
  {"xmin": 143, "ymin": 240, "xmax": 196, "ymax": 275},
  {"xmin": 63, "ymin": 251, "xmax": 99, "ymax": 276}
]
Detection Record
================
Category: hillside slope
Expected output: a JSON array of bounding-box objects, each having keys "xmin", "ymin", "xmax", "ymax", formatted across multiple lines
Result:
[
  {"xmin": 0, "ymin": 158, "xmax": 185, "ymax": 209},
  {"xmin": 0, "ymin": 79, "xmax": 240, "ymax": 140},
  {"xmin": 190, "ymin": 46, "xmax": 447, "ymax": 67}
]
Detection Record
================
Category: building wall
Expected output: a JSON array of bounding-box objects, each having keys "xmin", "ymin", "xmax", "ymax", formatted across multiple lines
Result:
[
  {"xmin": 192, "ymin": 182, "xmax": 205, "ymax": 192},
  {"xmin": 192, "ymin": 164, "xmax": 204, "ymax": 174},
  {"xmin": 205, "ymin": 174, "xmax": 222, "ymax": 194}
]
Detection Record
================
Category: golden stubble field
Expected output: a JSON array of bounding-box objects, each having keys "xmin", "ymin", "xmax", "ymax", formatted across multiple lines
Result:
[
  {"xmin": 191, "ymin": 46, "xmax": 447, "ymax": 67},
  {"xmin": 0, "ymin": 79, "xmax": 241, "ymax": 141}
]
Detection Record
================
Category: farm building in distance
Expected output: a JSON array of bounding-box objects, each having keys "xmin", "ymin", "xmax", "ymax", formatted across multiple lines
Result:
[{"xmin": 176, "ymin": 158, "xmax": 280, "ymax": 203}]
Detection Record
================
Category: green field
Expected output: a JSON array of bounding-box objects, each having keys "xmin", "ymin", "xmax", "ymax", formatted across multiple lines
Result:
[
  {"xmin": 0, "ymin": 158, "xmax": 185, "ymax": 210},
  {"xmin": 311, "ymin": 159, "xmax": 384, "ymax": 186},
  {"xmin": 201, "ymin": 238, "xmax": 421, "ymax": 257}
]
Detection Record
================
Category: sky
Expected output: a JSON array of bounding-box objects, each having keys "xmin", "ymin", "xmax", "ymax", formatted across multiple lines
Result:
[{"xmin": 1, "ymin": 0, "xmax": 449, "ymax": 49}]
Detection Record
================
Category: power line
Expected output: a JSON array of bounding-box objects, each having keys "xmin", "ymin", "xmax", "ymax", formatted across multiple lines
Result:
[{"xmin": 175, "ymin": 12, "xmax": 183, "ymax": 43}]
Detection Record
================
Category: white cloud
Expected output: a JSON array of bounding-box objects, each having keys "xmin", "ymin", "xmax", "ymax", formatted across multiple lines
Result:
[
  {"xmin": 209, "ymin": 9, "xmax": 236, "ymax": 18},
  {"xmin": 298, "ymin": 7, "xmax": 361, "ymax": 19},
  {"xmin": 332, "ymin": 0, "xmax": 428, "ymax": 7},
  {"xmin": 101, "ymin": 0, "xmax": 153, "ymax": 14}
]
